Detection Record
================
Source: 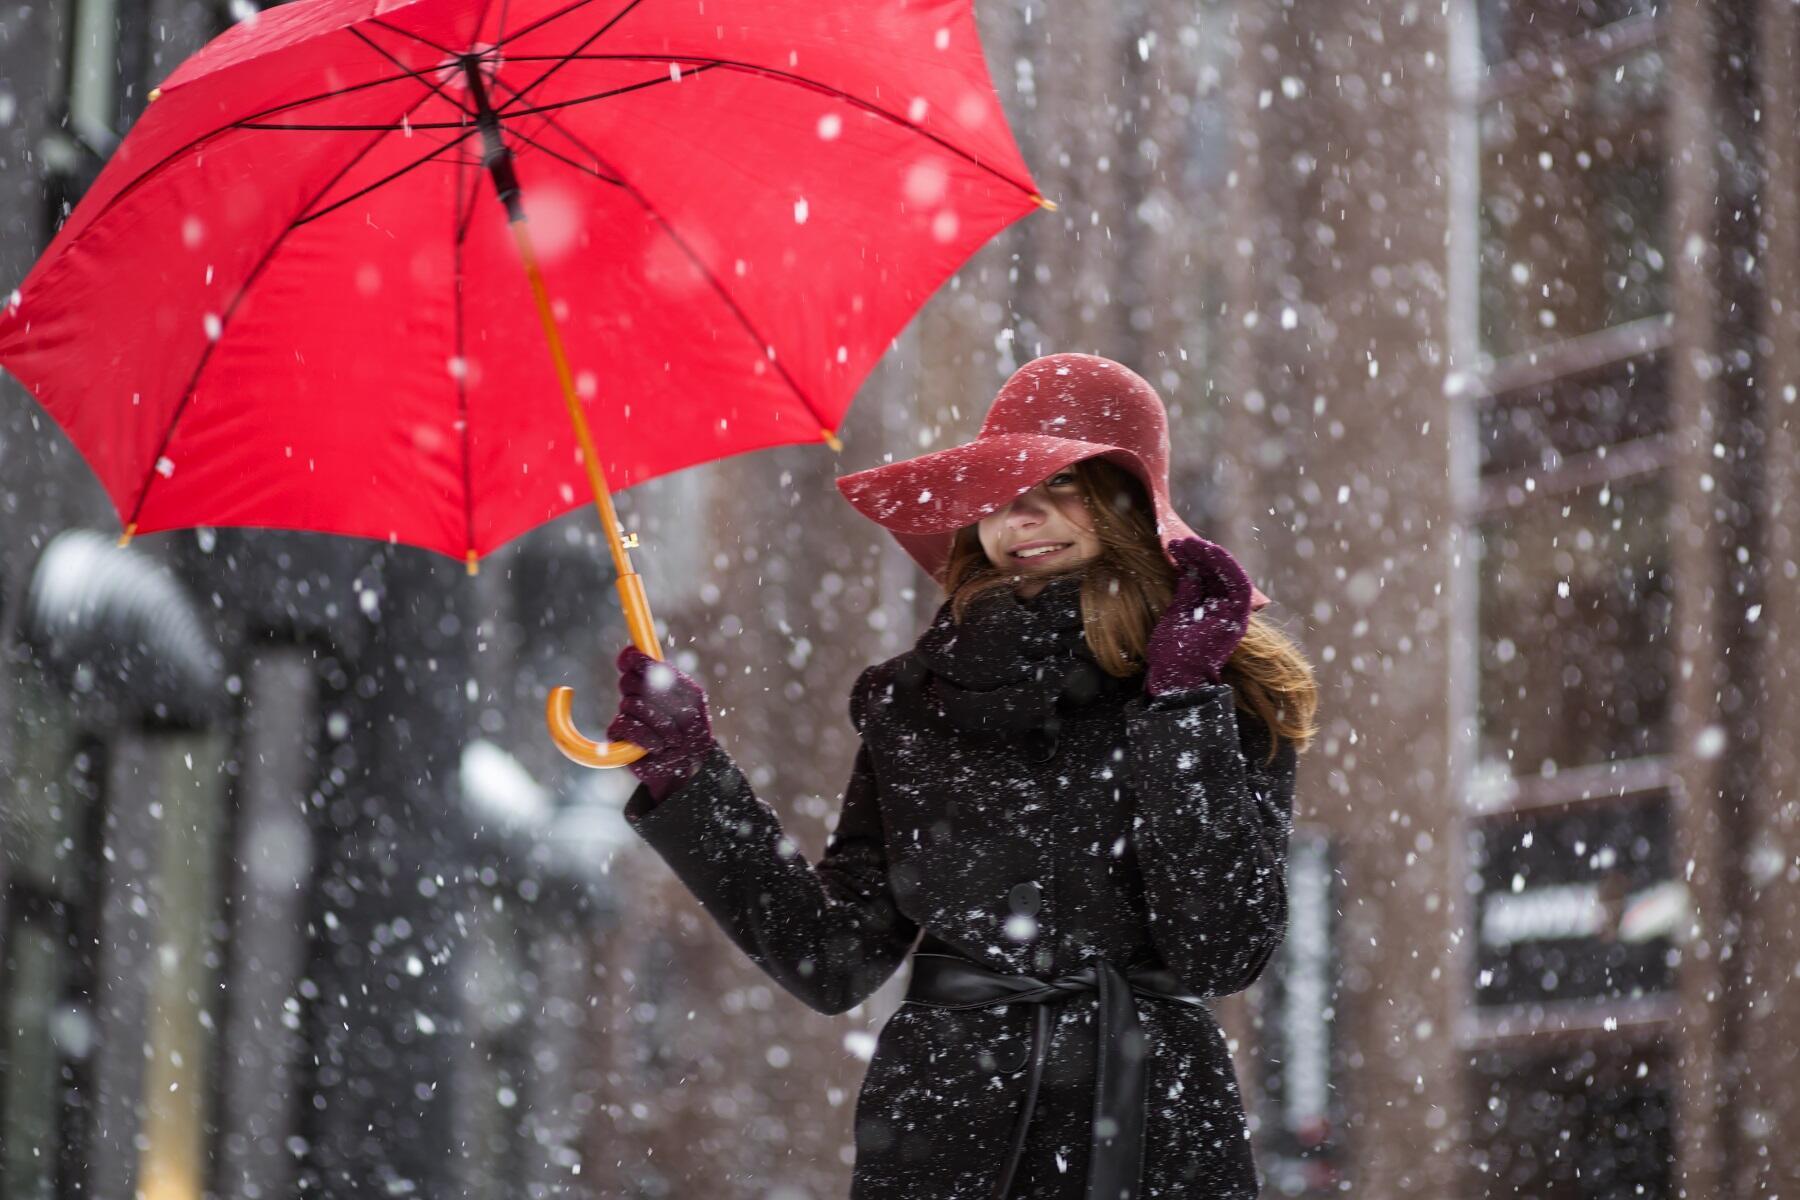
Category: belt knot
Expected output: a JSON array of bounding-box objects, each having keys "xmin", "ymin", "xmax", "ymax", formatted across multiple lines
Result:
[{"xmin": 903, "ymin": 949, "xmax": 1202, "ymax": 1200}]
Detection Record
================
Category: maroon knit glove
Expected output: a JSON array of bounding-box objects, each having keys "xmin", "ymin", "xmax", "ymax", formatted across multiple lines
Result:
[
  {"xmin": 606, "ymin": 646, "xmax": 716, "ymax": 803},
  {"xmin": 1144, "ymin": 537, "xmax": 1254, "ymax": 697}
]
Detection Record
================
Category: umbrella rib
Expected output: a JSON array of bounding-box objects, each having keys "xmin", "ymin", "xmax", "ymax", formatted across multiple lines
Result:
[
  {"xmin": 451, "ymin": 0, "xmax": 507, "ymax": 557},
  {"xmin": 456, "ymin": 160, "xmax": 486, "ymax": 245},
  {"xmin": 71, "ymin": 62, "xmax": 453, "ymax": 250},
  {"xmin": 237, "ymin": 120, "xmax": 466, "ymax": 132},
  {"xmin": 504, "ymin": 125, "xmax": 624, "ymax": 187},
  {"xmin": 483, "ymin": 60, "xmax": 633, "ymax": 186},
  {"xmin": 480, "ymin": 40, "xmax": 599, "ymax": 166},
  {"xmin": 496, "ymin": 54, "xmax": 1041, "ymax": 201},
  {"xmin": 453, "ymin": 154, "xmax": 476, "ymax": 559},
  {"xmin": 356, "ymin": 0, "xmax": 507, "ymax": 71},
  {"xmin": 231, "ymin": 45, "xmax": 473, "ymax": 132},
  {"xmin": 225, "ymin": 64, "xmax": 459, "ymax": 121},
  {"xmin": 493, "ymin": 0, "xmax": 618, "ymax": 53},
  {"xmin": 125, "ymin": 96, "xmax": 439, "ymax": 531},
  {"xmin": 292, "ymin": 130, "xmax": 480, "ymax": 229},
  {"xmin": 366, "ymin": 16, "xmax": 461, "ymax": 60},
  {"xmin": 347, "ymin": 26, "xmax": 475, "ymax": 120},
  {"xmin": 235, "ymin": 62, "xmax": 722, "ymax": 134},
  {"xmin": 490, "ymin": 0, "xmax": 651, "ymax": 116},
  {"xmin": 536, "ymin": 118, "xmax": 838, "ymax": 436},
  {"xmin": 486, "ymin": 59, "xmax": 721, "ymax": 126}
]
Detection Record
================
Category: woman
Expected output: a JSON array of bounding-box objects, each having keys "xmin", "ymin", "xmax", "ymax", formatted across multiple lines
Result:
[{"xmin": 607, "ymin": 353, "xmax": 1318, "ymax": 1200}]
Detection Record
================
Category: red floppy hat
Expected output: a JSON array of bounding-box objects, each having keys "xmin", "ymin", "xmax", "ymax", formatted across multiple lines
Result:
[{"xmin": 836, "ymin": 352, "xmax": 1271, "ymax": 610}]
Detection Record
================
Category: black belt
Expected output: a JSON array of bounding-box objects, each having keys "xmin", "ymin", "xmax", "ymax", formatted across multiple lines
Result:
[{"xmin": 903, "ymin": 948, "xmax": 1205, "ymax": 1200}]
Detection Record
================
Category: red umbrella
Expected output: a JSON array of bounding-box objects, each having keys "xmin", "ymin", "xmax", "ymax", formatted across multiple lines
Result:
[{"xmin": 0, "ymin": 0, "xmax": 1047, "ymax": 765}]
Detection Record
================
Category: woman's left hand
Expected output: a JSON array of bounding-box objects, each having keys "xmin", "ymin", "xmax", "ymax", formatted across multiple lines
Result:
[
  {"xmin": 1144, "ymin": 536, "xmax": 1253, "ymax": 696},
  {"xmin": 606, "ymin": 647, "xmax": 716, "ymax": 803}
]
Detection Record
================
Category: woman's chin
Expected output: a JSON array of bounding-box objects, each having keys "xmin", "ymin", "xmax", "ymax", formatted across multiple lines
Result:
[
  {"xmin": 1007, "ymin": 562, "xmax": 1092, "ymax": 593},
  {"xmin": 979, "ymin": 548, "xmax": 1098, "ymax": 593}
]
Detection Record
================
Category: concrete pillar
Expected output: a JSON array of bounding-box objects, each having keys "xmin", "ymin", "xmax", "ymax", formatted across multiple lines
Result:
[
  {"xmin": 1733, "ymin": 0, "xmax": 1800, "ymax": 1192},
  {"xmin": 1217, "ymin": 2, "xmax": 1464, "ymax": 1194}
]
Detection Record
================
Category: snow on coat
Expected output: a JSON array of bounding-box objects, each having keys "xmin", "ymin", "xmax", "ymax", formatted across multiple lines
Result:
[{"xmin": 622, "ymin": 579, "xmax": 1298, "ymax": 1199}]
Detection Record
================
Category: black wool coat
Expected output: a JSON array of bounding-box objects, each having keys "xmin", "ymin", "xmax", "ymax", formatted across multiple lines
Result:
[{"xmin": 622, "ymin": 583, "xmax": 1298, "ymax": 1199}]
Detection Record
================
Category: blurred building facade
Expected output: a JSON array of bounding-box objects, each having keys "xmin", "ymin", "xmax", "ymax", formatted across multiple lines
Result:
[
  {"xmin": 3, "ymin": 2, "xmax": 1798, "ymax": 1200},
  {"xmin": 1204, "ymin": 1, "xmax": 1800, "ymax": 1196},
  {"xmin": 0, "ymin": 4, "xmax": 658, "ymax": 1198},
  {"xmin": 847, "ymin": 0, "xmax": 1800, "ymax": 1197}
]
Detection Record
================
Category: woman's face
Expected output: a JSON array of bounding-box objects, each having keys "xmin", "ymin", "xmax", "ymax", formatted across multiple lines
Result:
[{"xmin": 976, "ymin": 466, "xmax": 1103, "ymax": 594}]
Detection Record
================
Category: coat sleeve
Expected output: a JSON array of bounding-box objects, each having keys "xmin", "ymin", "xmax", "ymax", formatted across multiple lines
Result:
[
  {"xmin": 620, "ymin": 667, "xmax": 920, "ymax": 1015},
  {"xmin": 1122, "ymin": 681, "xmax": 1298, "ymax": 998}
]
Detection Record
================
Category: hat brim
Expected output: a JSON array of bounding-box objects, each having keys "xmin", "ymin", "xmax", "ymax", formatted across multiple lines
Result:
[
  {"xmin": 836, "ymin": 434, "xmax": 1270, "ymax": 610},
  {"xmin": 837, "ymin": 433, "xmax": 1145, "ymax": 535}
]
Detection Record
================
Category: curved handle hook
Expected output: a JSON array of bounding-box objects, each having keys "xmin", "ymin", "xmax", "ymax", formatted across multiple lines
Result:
[{"xmin": 546, "ymin": 572, "xmax": 662, "ymax": 769}]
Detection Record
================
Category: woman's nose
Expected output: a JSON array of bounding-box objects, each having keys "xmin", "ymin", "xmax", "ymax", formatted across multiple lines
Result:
[{"xmin": 1005, "ymin": 489, "xmax": 1048, "ymax": 525}]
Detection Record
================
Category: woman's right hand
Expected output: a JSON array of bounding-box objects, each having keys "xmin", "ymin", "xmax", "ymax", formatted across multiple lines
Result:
[
  {"xmin": 1144, "ymin": 536, "xmax": 1254, "ymax": 696},
  {"xmin": 606, "ymin": 646, "xmax": 716, "ymax": 802}
]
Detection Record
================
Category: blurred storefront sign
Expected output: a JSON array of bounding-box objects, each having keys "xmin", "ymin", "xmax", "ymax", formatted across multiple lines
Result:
[
  {"xmin": 1257, "ymin": 831, "xmax": 1343, "ymax": 1197},
  {"xmin": 1470, "ymin": 793, "xmax": 1679, "ymax": 1009}
]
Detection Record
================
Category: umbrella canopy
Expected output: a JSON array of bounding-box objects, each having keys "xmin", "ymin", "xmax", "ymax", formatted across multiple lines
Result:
[{"xmin": 0, "ymin": 0, "xmax": 1045, "ymax": 563}]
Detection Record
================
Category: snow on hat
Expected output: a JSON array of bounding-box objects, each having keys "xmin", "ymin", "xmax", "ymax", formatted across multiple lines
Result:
[{"xmin": 835, "ymin": 352, "xmax": 1271, "ymax": 610}]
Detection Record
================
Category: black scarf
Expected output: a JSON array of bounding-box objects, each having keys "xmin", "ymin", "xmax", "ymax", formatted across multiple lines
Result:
[{"xmin": 908, "ymin": 574, "xmax": 1130, "ymax": 741}]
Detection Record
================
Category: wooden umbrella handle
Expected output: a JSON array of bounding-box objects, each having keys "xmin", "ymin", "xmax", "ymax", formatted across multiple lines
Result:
[
  {"xmin": 546, "ymin": 571, "xmax": 663, "ymax": 768},
  {"xmin": 499, "ymin": 208, "xmax": 668, "ymax": 771}
]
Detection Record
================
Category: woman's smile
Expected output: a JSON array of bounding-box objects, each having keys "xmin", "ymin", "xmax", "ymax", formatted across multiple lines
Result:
[
  {"xmin": 1008, "ymin": 540, "xmax": 1074, "ymax": 562},
  {"xmin": 977, "ymin": 467, "xmax": 1103, "ymax": 586}
]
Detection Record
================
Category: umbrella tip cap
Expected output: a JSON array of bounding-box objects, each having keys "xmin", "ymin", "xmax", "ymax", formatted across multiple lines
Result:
[
  {"xmin": 466, "ymin": 550, "xmax": 480, "ymax": 576},
  {"xmin": 1033, "ymin": 194, "xmax": 1058, "ymax": 212},
  {"xmin": 117, "ymin": 522, "xmax": 137, "ymax": 548},
  {"xmin": 821, "ymin": 428, "xmax": 844, "ymax": 453},
  {"xmin": 148, "ymin": 87, "xmax": 162, "ymax": 103}
]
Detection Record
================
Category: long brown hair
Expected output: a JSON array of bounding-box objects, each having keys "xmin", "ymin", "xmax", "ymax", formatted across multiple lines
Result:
[{"xmin": 937, "ymin": 458, "xmax": 1318, "ymax": 763}]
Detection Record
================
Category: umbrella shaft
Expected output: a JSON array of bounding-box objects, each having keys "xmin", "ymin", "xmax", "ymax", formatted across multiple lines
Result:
[
  {"xmin": 510, "ymin": 220, "xmax": 638, "ymax": 583},
  {"xmin": 460, "ymin": 56, "xmax": 644, "ymax": 607},
  {"xmin": 463, "ymin": 57, "xmax": 522, "ymax": 222}
]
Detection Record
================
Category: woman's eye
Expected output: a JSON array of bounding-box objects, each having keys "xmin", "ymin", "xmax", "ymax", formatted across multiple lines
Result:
[{"xmin": 1048, "ymin": 472, "xmax": 1075, "ymax": 486}]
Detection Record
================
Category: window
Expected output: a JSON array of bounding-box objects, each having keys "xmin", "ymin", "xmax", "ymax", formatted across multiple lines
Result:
[
  {"xmin": 1463, "ymin": 5, "xmax": 1676, "ymax": 804},
  {"xmin": 1478, "ymin": 41, "xmax": 1667, "ymax": 360},
  {"xmin": 1475, "ymin": 0, "xmax": 1661, "ymax": 69},
  {"xmin": 1468, "ymin": 1041, "xmax": 1673, "ymax": 1198},
  {"xmin": 1475, "ymin": 462, "xmax": 1673, "ymax": 780},
  {"xmin": 1476, "ymin": 348, "xmax": 1669, "ymax": 480},
  {"xmin": 1455, "ymin": 3, "xmax": 1680, "ymax": 1193}
]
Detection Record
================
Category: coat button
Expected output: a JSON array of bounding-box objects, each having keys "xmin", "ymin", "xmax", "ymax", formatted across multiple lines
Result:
[
  {"xmin": 982, "ymin": 1037, "xmax": 1032, "ymax": 1074},
  {"xmin": 1008, "ymin": 882, "xmax": 1041, "ymax": 916},
  {"xmin": 1062, "ymin": 661, "xmax": 1102, "ymax": 704}
]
